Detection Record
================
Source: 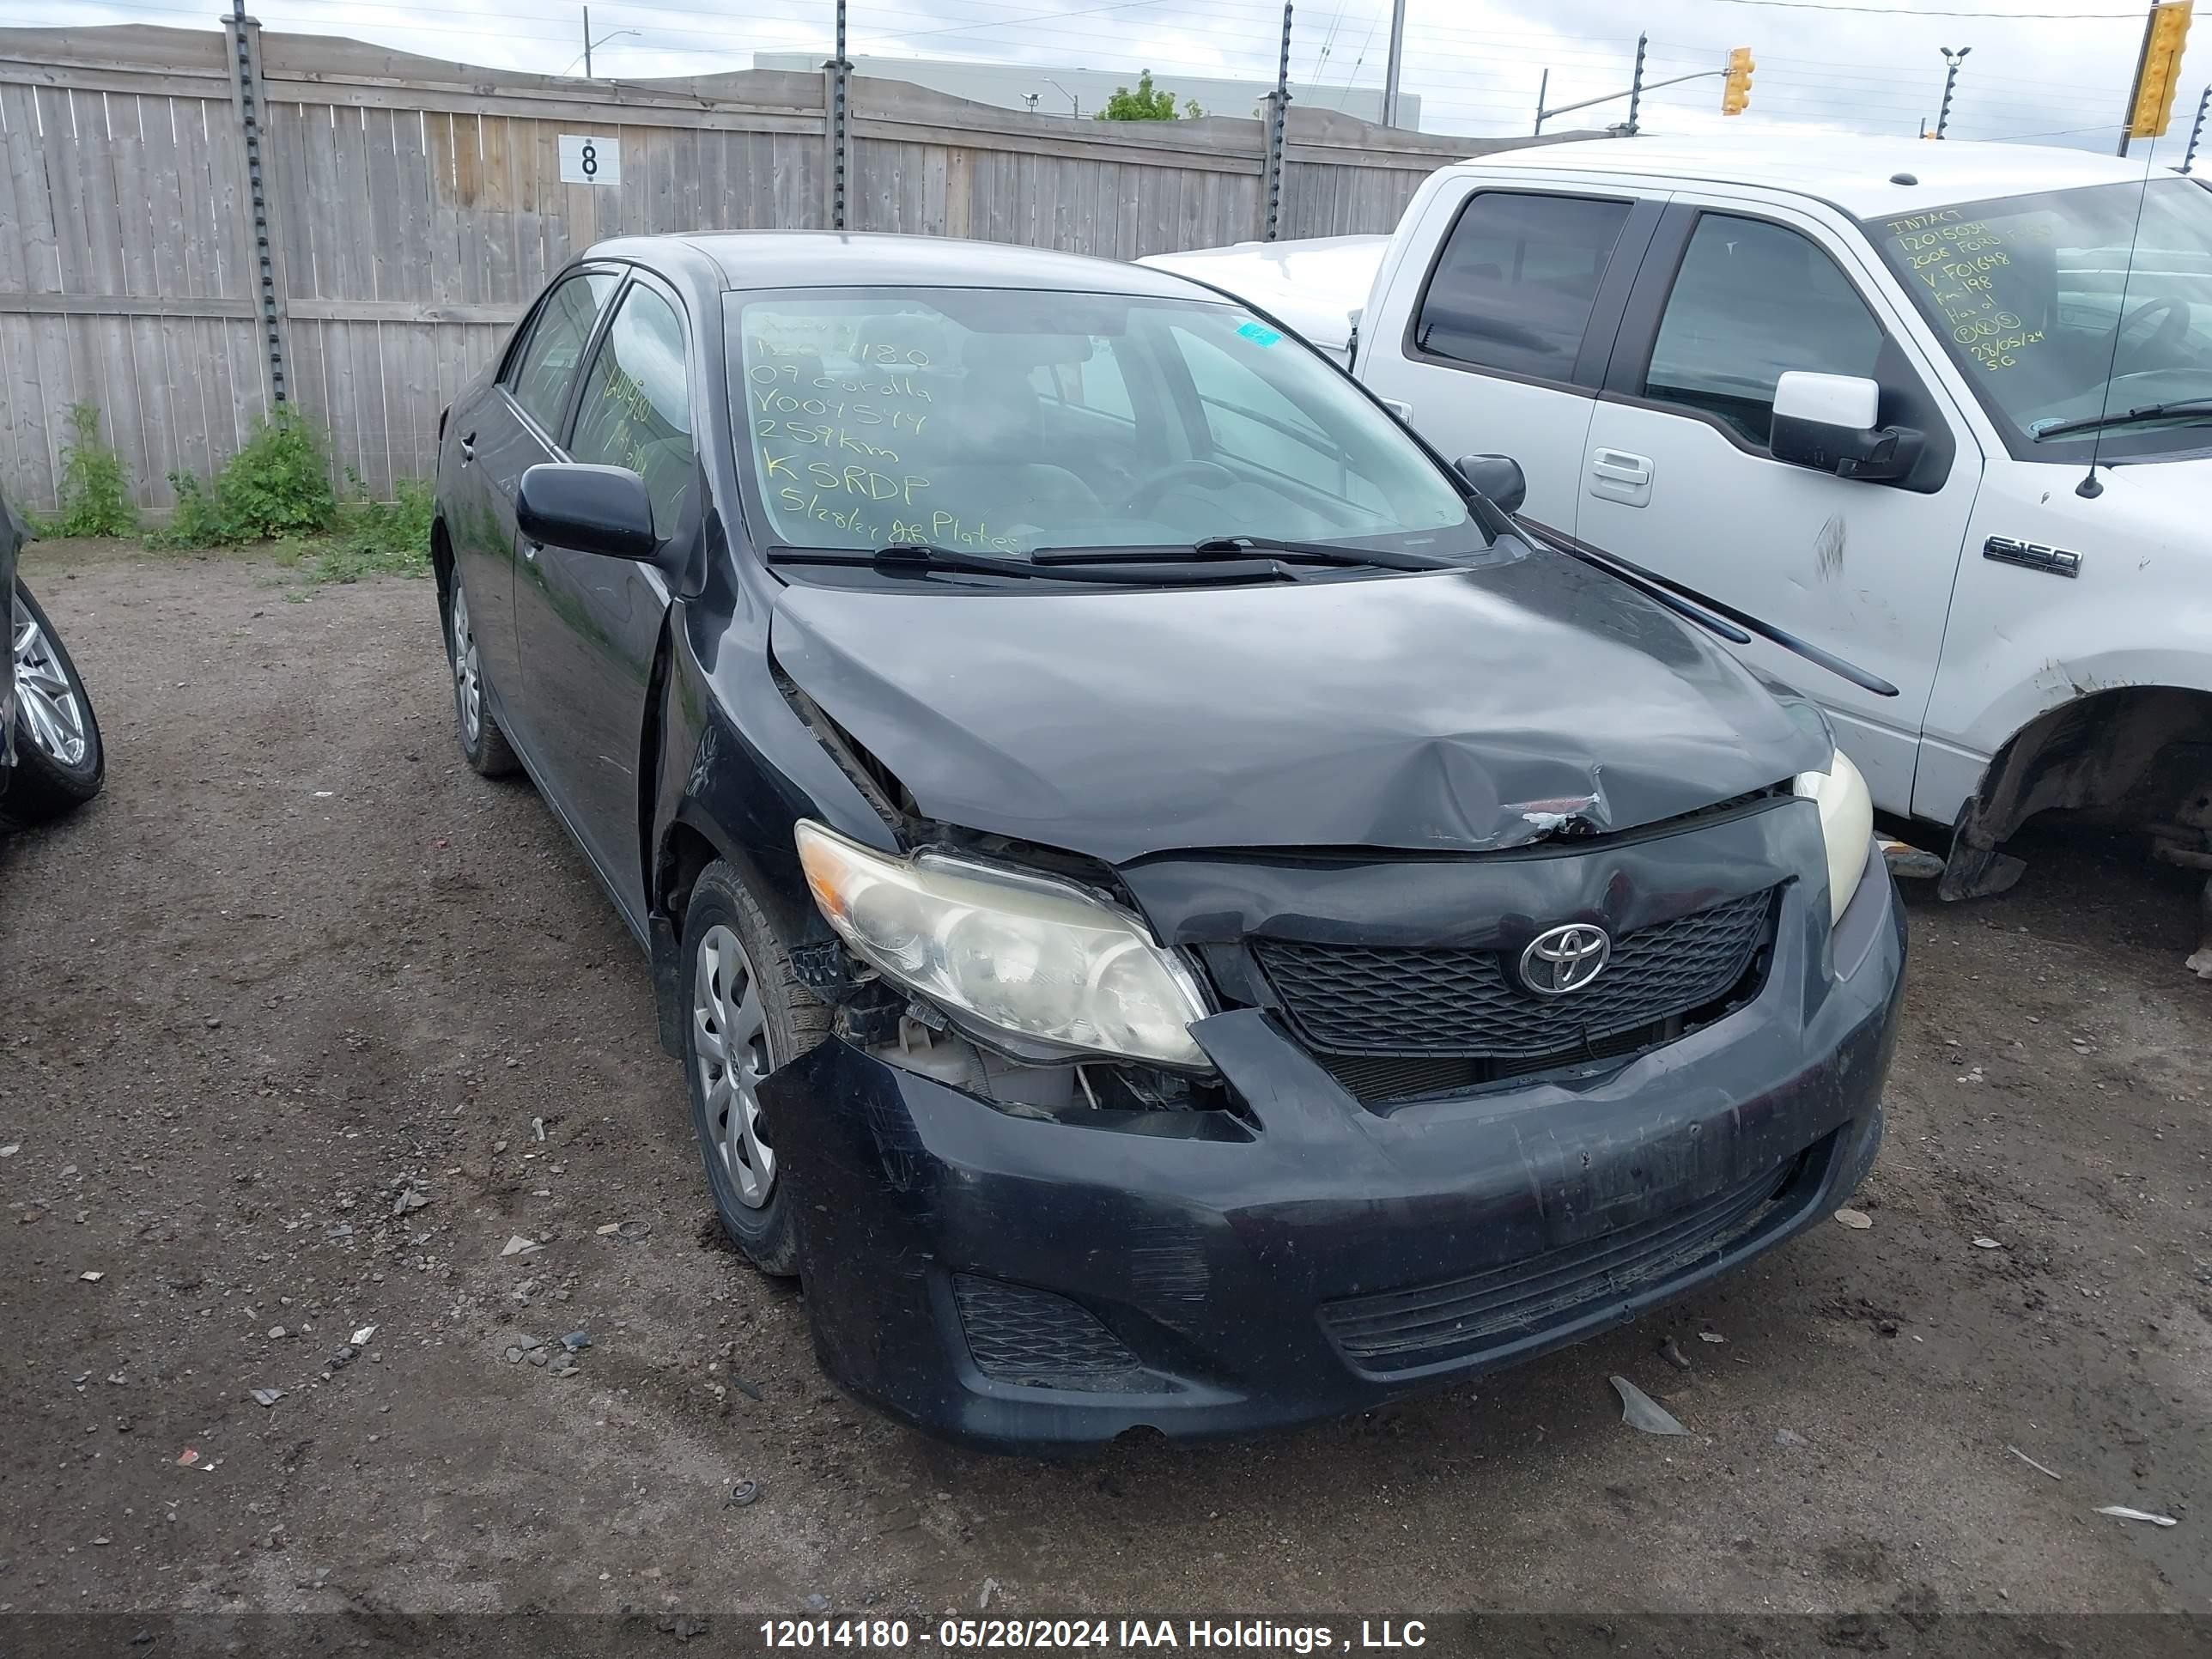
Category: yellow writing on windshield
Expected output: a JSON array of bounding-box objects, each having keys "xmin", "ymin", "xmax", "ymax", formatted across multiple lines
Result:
[{"xmin": 1887, "ymin": 218, "xmax": 2045, "ymax": 373}]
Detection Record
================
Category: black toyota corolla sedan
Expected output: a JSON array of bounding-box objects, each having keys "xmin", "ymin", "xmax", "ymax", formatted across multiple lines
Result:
[{"xmin": 432, "ymin": 232, "xmax": 1902, "ymax": 1451}]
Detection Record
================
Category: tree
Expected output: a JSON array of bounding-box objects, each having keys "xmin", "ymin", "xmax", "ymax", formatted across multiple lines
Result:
[{"xmin": 1097, "ymin": 70, "xmax": 1200, "ymax": 121}]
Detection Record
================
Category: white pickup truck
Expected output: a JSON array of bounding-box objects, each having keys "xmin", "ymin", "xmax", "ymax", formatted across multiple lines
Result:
[{"xmin": 1148, "ymin": 136, "xmax": 2212, "ymax": 970}]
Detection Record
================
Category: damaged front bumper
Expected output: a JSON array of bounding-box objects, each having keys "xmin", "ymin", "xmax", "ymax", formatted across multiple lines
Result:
[{"xmin": 763, "ymin": 836, "xmax": 1903, "ymax": 1453}]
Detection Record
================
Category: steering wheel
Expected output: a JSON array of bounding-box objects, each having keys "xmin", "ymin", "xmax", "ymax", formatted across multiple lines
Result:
[
  {"xmin": 1118, "ymin": 459, "xmax": 1236, "ymax": 510},
  {"xmin": 2116, "ymin": 295, "xmax": 2191, "ymax": 372}
]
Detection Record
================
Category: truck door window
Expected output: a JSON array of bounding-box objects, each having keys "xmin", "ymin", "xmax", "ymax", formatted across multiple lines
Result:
[
  {"xmin": 1645, "ymin": 215, "xmax": 1883, "ymax": 444},
  {"xmin": 568, "ymin": 283, "xmax": 695, "ymax": 536},
  {"xmin": 1413, "ymin": 192, "xmax": 1632, "ymax": 383}
]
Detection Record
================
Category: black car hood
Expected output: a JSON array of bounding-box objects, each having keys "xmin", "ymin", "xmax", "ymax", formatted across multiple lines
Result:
[{"xmin": 768, "ymin": 550, "xmax": 1830, "ymax": 865}]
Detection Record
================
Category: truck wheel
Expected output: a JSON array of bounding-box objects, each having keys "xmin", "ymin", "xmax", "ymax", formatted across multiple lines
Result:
[
  {"xmin": 681, "ymin": 859, "xmax": 830, "ymax": 1276},
  {"xmin": 2, "ymin": 580, "xmax": 105, "ymax": 830},
  {"xmin": 444, "ymin": 571, "xmax": 519, "ymax": 778}
]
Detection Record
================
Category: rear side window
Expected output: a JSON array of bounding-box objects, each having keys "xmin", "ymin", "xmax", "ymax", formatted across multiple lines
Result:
[
  {"xmin": 568, "ymin": 285, "xmax": 696, "ymax": 535},
  {"xmin": 507, "ymin": 270, "xmax": 620, "ymax": 435},
  {"xmin": 1644, "ymin": 215, "xmax": 1885, "ymax": 444},
  {"xmin": 1413, "ymin": 192, "xmax": 1632, "ymax": 382}
]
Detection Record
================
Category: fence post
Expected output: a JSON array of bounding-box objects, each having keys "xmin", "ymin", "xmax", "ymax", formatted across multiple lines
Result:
[
  {"xmin": 823, "ymin": 0, "xmax": 850, "ymax": 230},
  {"xmin": 223, "ymin": 5, "xmax": 289, "ymax": 407},
  {"xmin": 1261, "ymin": 0, "xmax": 1293, "ymax": 241}
]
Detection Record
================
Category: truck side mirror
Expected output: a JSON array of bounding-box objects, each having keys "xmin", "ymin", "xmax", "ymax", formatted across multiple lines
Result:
[
  {"xmin": 1770, "ymin": 371, "xmax": 1923, "ymax": 484},
  {"xmin": 1454, "ymin": 453, "xmax": 1526, "ymax": 515}
]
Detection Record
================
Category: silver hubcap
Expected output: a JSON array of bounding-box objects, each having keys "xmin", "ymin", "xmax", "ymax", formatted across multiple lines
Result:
[
  {"xmin": 12, "ymin": 592, "xmax": 87, "ymax": 767},
  {"xmin": 450, "ymin": 580, "xmax": 482, "ymax": 742},
  {"xmin": 694, "ymin": 924, "xmax": 775, "ymax": 1208}
]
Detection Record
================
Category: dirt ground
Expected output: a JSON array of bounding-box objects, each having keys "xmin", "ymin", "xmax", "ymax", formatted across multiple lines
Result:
[{"xmin": 2, "ymin": 544, "xmax": 2208, "ymax": 1628}]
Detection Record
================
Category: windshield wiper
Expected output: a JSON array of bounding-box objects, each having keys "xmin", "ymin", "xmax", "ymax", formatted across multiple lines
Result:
[
  {"xmin": 1030, "ymin": 535, "xmax": 1452, "ymax": 571},
  {"xmin": 2033, "ymin": 398, "xmax": 2212, "ymax": 442},
  {"xmin": 765, "ymin": 542, "xmax": 1300, "ymax": 587}
]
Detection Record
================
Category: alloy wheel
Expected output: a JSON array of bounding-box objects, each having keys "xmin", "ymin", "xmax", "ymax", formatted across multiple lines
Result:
[
  {"xmin": 11, "ymin": 590, "xmax": 88, "ymax": 766},
  {"xmin": 694, "ymin": 923, "xmax": 775, "ymax": 1207},
  {"xmin": 450, "ymin": 580, "xmax": 482, "ymax": 743}
]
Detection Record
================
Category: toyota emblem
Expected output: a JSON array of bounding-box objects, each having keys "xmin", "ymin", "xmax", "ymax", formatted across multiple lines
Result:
[{"xmin": 1518, "ymin": 922, "xmax": 1611, "ymax": 995}]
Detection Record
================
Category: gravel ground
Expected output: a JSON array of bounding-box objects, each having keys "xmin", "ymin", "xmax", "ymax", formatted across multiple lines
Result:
[{"xmin": 2, "ymin": 544, "xmax": 2208, "ymax": 1626}]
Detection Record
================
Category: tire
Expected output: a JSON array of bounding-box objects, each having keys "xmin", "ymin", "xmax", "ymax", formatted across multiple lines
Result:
[
  {"xmin": 680, "ymin": 859, "xmax": 830, "ymax": 1276},
  {"xmin": 2, "ymin": 580, "xmax": 105, "ymax": 830},
  {"xmin": 443, "ymin": 568, "xmax": 520, "ymax": 778}
]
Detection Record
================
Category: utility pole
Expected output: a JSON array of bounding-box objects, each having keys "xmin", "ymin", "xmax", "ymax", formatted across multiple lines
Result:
[
  {"xmin": 2185, "ymin": 84, "xmax": 2210, "ymax": 171},
  {"xmin": 1381, "ymin": 0, "xmax": 1407, "ymax": 127},
  {"xmin": 583, "ymin": 5, "xmax": 592, "ymax": 77},
  {"xmin": 1533, "ymin": 68, "xmax": 1548, "ymax": 135},
  {"xmin": 1625, "ymin": 33, "xmax": 1648, "ymax": 136},
  {"xmin": 1936, "ymin": 45, "xmax": 1968, "ymax": 138}
]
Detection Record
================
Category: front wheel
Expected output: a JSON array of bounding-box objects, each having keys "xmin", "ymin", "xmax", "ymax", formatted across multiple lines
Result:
[
  {"xmin": 2, "ymin": 580, "xmax": 104, "ymax": 830},
  {"xmin": 443, "ymin": 569, "xmax": 519, "ymax": 778},
  {"xmin": 681, "ymin": 860, "xmax": 830, "ymax": 1275}
]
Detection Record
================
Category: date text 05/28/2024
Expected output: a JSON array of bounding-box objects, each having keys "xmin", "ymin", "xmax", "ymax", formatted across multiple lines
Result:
[{"xmin": 758, "ymin": 1620, "xmax": 1429, "ymax": 1652}]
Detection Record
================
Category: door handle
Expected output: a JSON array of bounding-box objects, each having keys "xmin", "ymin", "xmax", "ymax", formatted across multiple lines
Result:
[
  {"xmin": 459, "ymin": 432, "xmax": 476, "ymax": 465},
  {"xmin": 1590, "ymin": 450, "xmax": 1651, "ymax": 484},
  {"xmin": 1379, "ymin": 397, "xmax": 1413, "ymax": 422}
]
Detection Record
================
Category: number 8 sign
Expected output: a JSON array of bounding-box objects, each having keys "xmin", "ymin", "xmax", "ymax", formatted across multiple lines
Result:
[{"xmin": 558, "ymin": 134, "xmax": 622, "ymax": 186}]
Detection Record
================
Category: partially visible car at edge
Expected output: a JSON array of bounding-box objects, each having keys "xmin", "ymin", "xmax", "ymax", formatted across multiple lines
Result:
[
  {"xmin": 1, "ymin": 488, "xmax": 105, "ymax": 832},
  {"xmin": 1146, "ymin": 137, "xmax": 2212, "ymax": 924}
]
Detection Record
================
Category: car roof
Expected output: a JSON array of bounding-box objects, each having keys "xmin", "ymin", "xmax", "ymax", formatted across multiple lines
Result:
[
  {"xmin": 1458, "ymin": 135, "xmax": 2162, "ymax": 219},
  {"xmin": 584, "ymin": 230, "xmax": 1218, "ymax": 298}
]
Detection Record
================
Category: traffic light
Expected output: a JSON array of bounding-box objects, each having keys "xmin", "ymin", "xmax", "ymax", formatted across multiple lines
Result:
[
  {"xmin": 2129, "ymin": 1, "xmax": 2193, "ymax": 138},
  {"xmin": 1722, "ymin": 46, "xmax": 1754, "ymax": 116}
]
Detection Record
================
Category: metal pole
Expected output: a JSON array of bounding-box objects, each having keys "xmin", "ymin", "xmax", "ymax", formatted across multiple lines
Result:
[
  {"xmin": 1625, "ymin": 32, "xmax": 1647, "ymax": 136},
  {"xmin": 2184, "ymin": 84, "xmax": 2210, "ymax": 172},
  {"xmin": 1936, "ymin": 46, "xmax": 1968, "ymax": 139},
  {"xmin": 830, "ymin": 0, "xmax": 849, "ymax": 229},
  {"xmin": 227, "ymin": 2, "xmax": 286, "ymax": 405},
  {"xmin": 1261, "ymin": 2, "xmax": 1293, "ymax": 241},
  {"xmin": 2118, "ymin": 15, "xmax": 2154, "ymax": 155},
  {"xmin": 583, "ymin": 5, "xmax": 591, "ymax": 77},
  {"xmin": 1381, "ymin": 0, "xmax": 1407, "ymax": 128},
  {"xmin": 1533, "ymin": 68, "xmax": 1548, "ymax": 135},
  {"xmin": 1538, "ymin": 67, "xmax": 1722, "ymax": 126}
]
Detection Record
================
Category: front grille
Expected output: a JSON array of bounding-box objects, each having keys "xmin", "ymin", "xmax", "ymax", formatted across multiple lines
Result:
[
  {"xmin": 1254, "ymin": 887, "xmax": 1774, "ymax": 1062},
  {"xmin": 1318, "ymin": 1139, "xmax": 1827, "ymax": 1374},
  {"xmin": 952, "ymin": 1273, "xmax": 1144, "ymax": 1389}
]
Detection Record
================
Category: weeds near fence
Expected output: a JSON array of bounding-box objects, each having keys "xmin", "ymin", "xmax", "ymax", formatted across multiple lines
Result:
[
  {"xmin": 309, "ymin": 478, "xmax": 434, "ymax": 583},
  {"xmin": 143, "ymin": 408, "xmax": 432, "ymax": 585},
  {"xmin": 153, "ymin": 406, "xmax": 339, "ymax": 548},
  {"xmin": 41, "ymin": 403, "xmax": 139, "ymax": 538}
]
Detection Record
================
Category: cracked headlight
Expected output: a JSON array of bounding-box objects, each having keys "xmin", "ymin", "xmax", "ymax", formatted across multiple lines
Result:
[
  {"xmin": 1795, "ymin": 747, "xmax": 1874, "ymax": 927},
  {"xmin": 795, "ymin": 820, "xmax": 1210, "ymax": 1069}
]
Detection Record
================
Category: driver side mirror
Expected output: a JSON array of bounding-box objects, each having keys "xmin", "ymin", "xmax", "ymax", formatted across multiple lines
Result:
[
  {"xmin": 1770, "ymin": 372, "xmax": 1923, "ymax": 484},
  {"xmin": 517, "ymin": 463, "xmax": 659, "ymax": 562},
  {"xmin": 1454, "ymin": 453, "xmax": 1527, "ymax": 516}
]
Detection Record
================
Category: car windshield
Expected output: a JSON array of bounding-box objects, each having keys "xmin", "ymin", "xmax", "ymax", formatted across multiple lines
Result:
[
  {"xmin": 1863, "ymin": 178, "xmax": 2212, "ymax": 461},
  {"xmin": 724, "ymin": 285, "xmax": 1490, "ymax": 562}
]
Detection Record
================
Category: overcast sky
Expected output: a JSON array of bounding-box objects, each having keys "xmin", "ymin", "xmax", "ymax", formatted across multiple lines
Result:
[{"xmin": 15, "ymin": 0, "xmax": 2212, "ymax": 158}]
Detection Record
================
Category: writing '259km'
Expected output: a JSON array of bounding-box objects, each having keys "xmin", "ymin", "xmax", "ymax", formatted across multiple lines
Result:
[{"xmin": 1886, "ymin": 210, "xmax": 2048, "ymax": 372}]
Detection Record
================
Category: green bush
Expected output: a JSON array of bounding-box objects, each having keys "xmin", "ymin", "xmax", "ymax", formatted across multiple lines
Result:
[
  {"xmin": 154, "ymin": 406, "xmax": 339, "ymax": 548},
  {"xmin": 43, "ymin": 403, "xmax": 138, "ymax": 538}
]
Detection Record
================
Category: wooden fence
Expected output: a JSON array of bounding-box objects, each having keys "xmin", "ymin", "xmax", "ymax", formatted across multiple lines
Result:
[{"xmin": 0, "ymin": 24, "xmax": 1575, "ymax": 512}]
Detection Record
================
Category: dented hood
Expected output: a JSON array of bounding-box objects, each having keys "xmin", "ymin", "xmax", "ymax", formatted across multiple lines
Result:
[{"xmin": 768, "ymin": 549, "xmax": 1830, "ymax": 864}]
